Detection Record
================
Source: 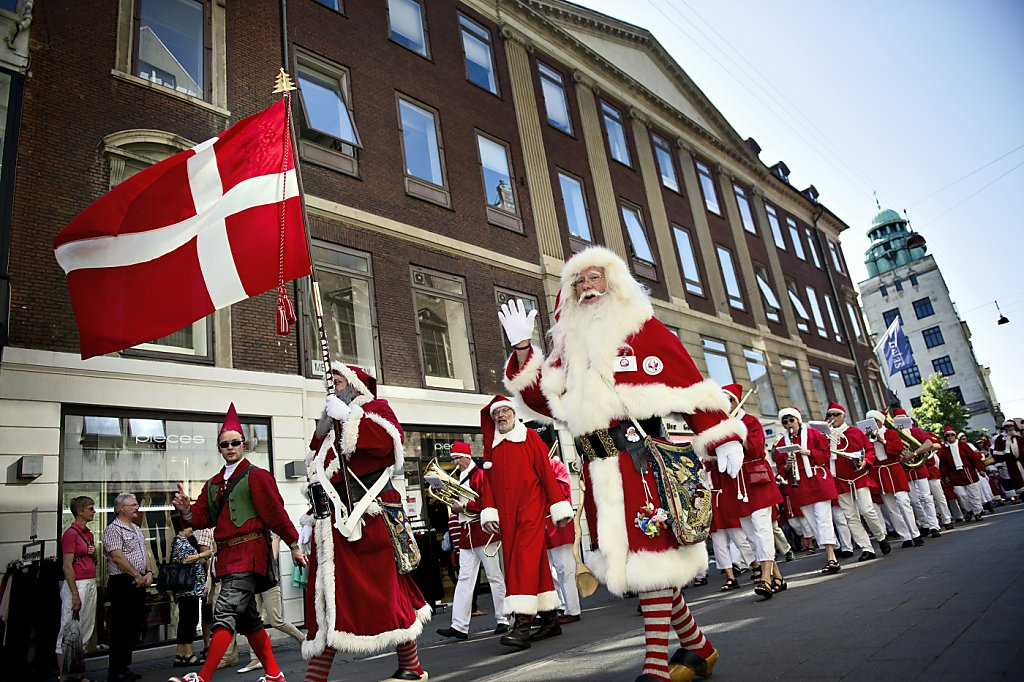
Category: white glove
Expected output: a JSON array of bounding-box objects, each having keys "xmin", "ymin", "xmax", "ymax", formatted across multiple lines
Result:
[
  {"xmin": 325, "ymin": 395, "xmax": 351, "ymax": 421},
  {"xmin": 498, "ymin": 299, "xmax": 538, "ymax": 348},
  {"xmin": 298, "ymin": 514, "xmax": 315, "ymax": 555},
  {"xmin": 715, "ymin": 440, "xmax": 744, "ymax": 479}
]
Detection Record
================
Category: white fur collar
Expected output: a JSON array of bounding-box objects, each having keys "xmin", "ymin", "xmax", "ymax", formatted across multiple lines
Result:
[{"xmin": 492, "ymin": 420, "xmax": 527, "ymax": 449}]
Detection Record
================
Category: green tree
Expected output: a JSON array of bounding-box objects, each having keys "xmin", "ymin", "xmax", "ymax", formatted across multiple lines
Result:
[{"xmin": 912, "ymin": 372, "xmax": 970, "ymax": 437}]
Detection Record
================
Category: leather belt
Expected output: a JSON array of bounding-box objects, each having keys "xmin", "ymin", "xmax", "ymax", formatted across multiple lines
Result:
[
  {"xmin": 575, "ymin": 417, "xmax": 664, "ymax": 468},
  {"xmin": 332, "ymin": 467, "xmax": 394, "ymax": 505},
  {"xmin": 219, "ymin": 531, "xmax": 263, "ymax": 547}
]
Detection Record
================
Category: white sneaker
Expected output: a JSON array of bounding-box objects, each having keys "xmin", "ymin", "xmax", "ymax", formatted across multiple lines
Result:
[
  {"xmin": 257, "ymin": 674, "xmax": 286, "ymax": 682},
  {"xmin": 238, "ymin": 659, "xmax": 264, "ymax": 673},
  {"xmin": 168, "ymin": 674, "xmax": 202, "ymax": 682}
]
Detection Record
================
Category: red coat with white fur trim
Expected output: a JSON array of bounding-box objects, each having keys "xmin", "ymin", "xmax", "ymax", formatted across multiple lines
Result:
[
  {"xmin": 735, "ymin": 411, "xmax": 782, "ymax": 516},
  {"xmin": 937, "ymin": 441, "xmax": 984, "ymax": 486},
  {"xmin": 302, "ymin": 395, "xmax": 429, "ymax": 659},
  {"xmin": 772, "ymin": 426, "xmax": 837, "ymax": 508},
  {"xmin": 871, "ymin": 428, "xmax": 911, "ymax": 494},
  {"xmin": 505, "ymin": 316, "xmax": 744, "ymax": 597}
]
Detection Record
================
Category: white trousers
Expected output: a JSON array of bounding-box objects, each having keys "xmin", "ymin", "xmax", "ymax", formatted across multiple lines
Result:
[
  {"xmin": 739, "ymin": 508, "xmax": 775, "ymax": 563},
  {"xmin": 908, "ymin": 478, "xmax": 940, "ymax": 531},
  {"xmin": 547, "ymin": 544, "xmax": 581, "ymax": 617},
  {"xmin": 840, "ymin": 487, "xmax": 886, "ymax": 544},
  {"xmin": 928, "ymin": 478, "xmax": 952, "ymax": 525},
  {"xmin": 772, "ymin": 520, "xmax": 791, "ymax": 554},
  {"xmin": 978, "ymin": 477, "xmax": 995, "ymax": 503},
  {"xmin": 832, "ymin": 505, "xmax": 852, "ymax": 551},
  {"xmin": 451, "ymin": 545, "xmax": 507, "ymax": 633},
  {"xmin": 711, "ymin": 528, "xmax": 754, "ymax": 571},
  {"xmin": 57, "ymin": 578, "xmax": 97, "ymax": 654},
  {"xmin": 953, "ymin": 481, "xmax": 984, "ymax": 516},
  {"xmin": 835, "ymin": 490, "xmax": 871, "ymax": 550},
  {"xmin": 882, "ymin": 491, "xmax": 919, "ymax": 541},
  {"xmin": 799, "ymin": 500, "xmax": 837, "ymax": 547}
]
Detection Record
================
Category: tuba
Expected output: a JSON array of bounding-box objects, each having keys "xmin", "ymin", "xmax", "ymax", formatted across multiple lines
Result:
[
  {"xmin": 883, "ymin": 415, "xmax": 929, "ymax": 468},
  {"xmin": 423, "ymin": 458, "xmax": 479, "ymax": 518}
]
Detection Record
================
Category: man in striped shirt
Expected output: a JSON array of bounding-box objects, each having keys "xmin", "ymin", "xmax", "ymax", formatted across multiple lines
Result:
[{"xmin": 102, "ymin": 492, "xmax": 152, "ymax": 682}]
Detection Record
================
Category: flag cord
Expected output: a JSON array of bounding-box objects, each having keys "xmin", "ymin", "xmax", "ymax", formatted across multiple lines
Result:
[{"xmin": 275, "ymin": 91, "xmax": 298, "ymax": 337}]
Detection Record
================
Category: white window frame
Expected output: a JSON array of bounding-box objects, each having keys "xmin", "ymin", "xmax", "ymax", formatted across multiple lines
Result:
[
  {"xmin": 651, "ymin": 133, "xmax": 679, "ymax": 192},
  {"xmin": 780, "ymin": 357, "xmax": 810, "ymax": 416},
  {"xmin": 823, "ymin": 293, "xmax": 843, "ymax": 342},
  {"xmin": 538, "ymin": 61, "xmax": 572, "ymax": 134},
  {"xmin": 716, "ymin": 245, "xmax": 744, "ymax": 310},
  {"xmin": 846, "ymin": 301, "xmax": 864, "ymax": 341},
  {"xmin": 829, "ymin": 241, "xmax": 845, "ymax": 273},
  {"xmin": 476, "ymin": 132, "xmax": 521, "ymax": 232},
  {"xmin": 495, "ymin": 288, "xmax": 542, "ymax": 356},
  {"xmin": 744, "ymin": 348, "xmax": 778, "ymax": 416},
  {"xmin": 459, "ymin": 14, "xmax": 498, "ymax": 95},
  {"xmin": 787, "ymin": 281, "xmax": 811, "ymax": 333},
  {"xmin": 621, "ymin": 204, "xmax": 655, "ymax": 265},
  {"xmin": 557, "ymin": 170, "xmax": 592, "ymax": 243},
  {"xmin": 805, "ymin": 228, "xmax": 823, "ymax": 268},
  {"xmin": 702, "ymin": 338, "xmax": 734, "ymax": 387},
  {"xmin": 754, "ymin": 264, "xmax": 781, "ymax": 323},
  {"xmin": 411, "ymin": 267, "xmax": 476, "ymax": 391},
  {"xmin": 600, "ymin": 101, "xmax": 631, "ymax": 166},
  {"xmin": 294, "ymin": 49, "xmax": 361, "ymax": 176},
  {"xmin": 672, "ymin": 226, "xmax": 704, "ymax": 296},
  {"xmin": 397, "ymin": 95, "xmax": 450, "ymax": 207},
  {"xmin": 695, "ymin": 160, "xmax": 721, "ymax": 215}
]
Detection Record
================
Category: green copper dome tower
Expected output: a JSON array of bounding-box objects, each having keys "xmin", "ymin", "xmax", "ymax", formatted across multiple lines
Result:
[{"xmin": 863, "ymin": 208, "xmax": 928, "ymax": 277}]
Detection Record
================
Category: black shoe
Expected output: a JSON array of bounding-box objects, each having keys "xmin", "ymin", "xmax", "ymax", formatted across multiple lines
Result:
[
  {"xmin": 964, "ymin": 512, "xmax": 974, "ymax": 522},
  {"xmin": 902, "ymin": 540, "xmax": 914, "ymax": 548},
  {"xmin": 530, "ymin": 610, "xmax": 562, "ymax": 641},
  {"xmin": 879, "ymin": 539, "xmax": 892, "ymax": 555},
  {"xmin": 858, "ymin": 551, "xmax": 876, "ymax": 561},
  {"xmin": 944, "ymin": 523, "xmax": 954, "ymax": 530},
  {"xmin": 436, "ymin": 626, "xmax": 468, "ymax": 640},
  {"xmin": 494, "ymin": 623, "xmax": 510, "ymax": 635},
  {"xmin": 913, "ymin": 536, "xmax": 925, "ymax": 546},
  {"xmin": 930, "ymin": 528, "xmax": 942, "ymax": 538},
  {"xmin": 692, "ymin": 576, "xmax": 709, "ymax": 587},
  {"xmin": 784, "ymin": 550, "xmax": 795, "ymax": 562},
  {"xmin": 500, "ymin": 614, "xmax": 533, "ymax": 649},
  {"xmin": 837, "ymin": 549, "xmax": 854, "ymax": 559},
  {"xmin": 382, "ymin": 669, "xmax": 425, "ymax": 681}
]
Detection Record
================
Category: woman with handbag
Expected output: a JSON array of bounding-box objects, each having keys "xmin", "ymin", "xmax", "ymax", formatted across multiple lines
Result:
[{"xmin": 169, "ymin": 516, "xmax": 210, "ymax": 667}]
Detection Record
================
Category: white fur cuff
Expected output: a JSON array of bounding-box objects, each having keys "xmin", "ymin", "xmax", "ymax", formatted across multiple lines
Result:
[
  {"xmin": 505, "ymin": 348, "xmax": 544, "ymax": 394},
  {"xmin": 692, "ymin": 417, "xmax": 747, "ymax": 458},
  {"xmin": 550, "ymin": 500, "xmax": 573, "ymax": 523},
  {"xmin": 480, "ymin": 508, "xmax": 499, "ymax": 525},
  {"xmin": 504, "ymin": 594, "xmax": 539, "ymax": 616},
  {"xmin": 537, "ymin": 590, "xmax": 561, "ymax": 613}
]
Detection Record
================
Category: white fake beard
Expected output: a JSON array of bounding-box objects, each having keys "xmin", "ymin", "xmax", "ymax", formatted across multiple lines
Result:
[{"xmin": 577, "ymin": 289, "xmax": 608, "ymax": 305}]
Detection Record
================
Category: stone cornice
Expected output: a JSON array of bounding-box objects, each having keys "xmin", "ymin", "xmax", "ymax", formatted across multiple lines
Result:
[{"xmin": 499, "ymin": 23, "xmax": 534, "ymax": 53}]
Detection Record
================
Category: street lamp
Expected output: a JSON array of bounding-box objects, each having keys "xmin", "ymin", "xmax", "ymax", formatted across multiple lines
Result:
[{"xmin": 996, "ymin": 300, "xmax": 1009, "ymax": 325}]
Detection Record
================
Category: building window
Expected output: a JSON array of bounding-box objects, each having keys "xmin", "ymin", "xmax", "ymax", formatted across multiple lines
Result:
[
  {"xmin": 601, "ymin": 102, "xmax": 630, "ymax": 165},
  {"xmin": 702, "ymin": 338, "xmax": 734, "ymax": 387},
  {"xmin": 694, "ymin": 160, "xmax": 720, "ymax": 215},
  {"xmin": 805, "ymin": 285, "xmax": 828, "ymax": 337},
  {"xmin": 823, "ymin": 294, "xmax": 843, "ymax": 342},
  {"xmin": 621, "ymin": 204, "xmax": 655, "ymax": 266},
  {"xmin": 398, "ymin": 96, "xmax": 449, "ymax": 206},
  {"xmin": 786, "ymin": 217, "xmax": 806, "ymax": 260},
  {"xmin": 846, "ymin": 301, "xmax": 864, "ymax": 341},
  {"xmin": 787, "ymin": 281, "xmax": 811, "ymax": 333},
  {"xmin": 909, "ymin": 274, "xmax": 918, "ymax": 286},
  {"xmin": 744, "ymin": 348, "xmax": 778, "ymax": 416},
  {"xmin": 476, "ymin": 133, "xmax": 521, "ymax": 231},
  {"xmin": 922, "ymin": 326, "xmax": 944, "ymax": 348},
  {"xmin": 809, "ymin": 366, "xmax": 828, "ymax": 412},
  {"xmin": 805, "ymin": 228, "xmax": 823, "ymax": 268},
  {"xmin": 913, "ymin": 297, "xmax": 935, "ymax": 318},
  {"xmin": 557, "ymin": 171, "xmax": 592, "ymax": 242},
  {"xmin": 765, "ymin": 203, "xmax": 786, "ymax": 249},
  {"xmin": 827, "ymin": 370, "xmax": 849, "ymax": 413},
  {"xmin": 894, "ymin": 279, "xmax": 904, "ymax": 292},
  {"xmin": 901, "ymin": 365, "xmax": 922, "ymax": 387},
  {"xmin": 538, "ymin": 62, "xmax": 572, "ymax": 134},
  {"xmin": 948, "ymin": 386, "xmax": 965, "ymax": 405},
  {"xmin": 459, "ymin": 15, "xmax": 497, "ymax": 95},
  {"xmin": 780, "ymin": 357, "xmax": 809, "ymax": 416},
  {"xmin": 882, "ymin": 308, "xmax": 902, "ymax": 329},
  {"xmin": 308, "ymin": 242, "xmax": 377, "ymax": 378},
  {"xmin": 388, "ymin": 0, "xmax": 429, "ymax": 57},
  {"xmin": 846, "ymin": 374, "xmax": 865, "ymax": 418},
  {"xmin": 672, "ymin": 226, "xmax": 704, "ymax": 296},
  {"xmin": 495, "ymin": 289, "xmax": 542, "ymax": 356},
  {"xmin": 651, "ymin": 133, "xmax": 679, "ymax": 191},
  {"xmin": 734, "ymin": 184, "xmax": 757, "ymax": 234},
  {"xmin": 135, "ymin": 0, "xmax": 207, "ymax": 100},
  {"xmin": 717, "ymin": 246, "xmax": 745, "ymax": 310},
  {"xmin": 411, "ymin": 268, "xmax": 475, "ymax": 391},
  {"xmin": 880, "ymin": 284, "xmax": 888, "ymax": 297},
  {"xmin": 910, "ymin": 396, "xmax": 922, "ymax": 409},
  {"xmin": 314, "ymin": 0, "xmax": 341, "ymax": 9},
  {"xmin": 753, "ymin": 265, "xmax": 781, "ymax": 323},
  {"xmin": 829, "ymin": 242, "xmax": 844, "ymax": 273},
  {"xmin": 932, "ymin": 356, "xmax": 955, "ymax": 376},
  {"xmin": 295, "ymin": 51, "xmax": 360, "ymax": 176}
]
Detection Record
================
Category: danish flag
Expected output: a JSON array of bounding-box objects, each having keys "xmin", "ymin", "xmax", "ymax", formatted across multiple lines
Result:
[{"xmin": 54, "ymin": 100, "xmax": 311, "ymax": 359}]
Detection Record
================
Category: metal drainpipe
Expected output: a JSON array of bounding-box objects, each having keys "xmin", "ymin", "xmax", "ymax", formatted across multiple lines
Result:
[{"xmin": 810, "ymin": 203, "xmax": 871, "ymax": 411}]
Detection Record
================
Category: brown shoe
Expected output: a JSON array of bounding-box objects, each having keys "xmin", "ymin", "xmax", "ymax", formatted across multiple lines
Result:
[
  {"xmin": 530, "ymin": 610, "xmax": 562, "ymax": 641},
  {"xmin": 669, "ymin": 647, "xmax": 719, "ymax": 682},
  {"xmin": 499, "ymin": 614, "xmax": 533, "ymax": 649}
]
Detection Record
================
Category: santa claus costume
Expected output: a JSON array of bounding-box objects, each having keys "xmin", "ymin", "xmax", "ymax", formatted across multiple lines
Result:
[
  {"xmin": 824, "ymin": 402, "xmax": 889, "ymax": 561},
  {"xmin": 936, "ymin": 425, "xmax": 986, "ymax": 521},
  {"xmin": 478, "ymin": 396, "xmax": 572, "ymax": 648},
  {"xmin": 500, "ymin": 246, "xmax": 745, "ymax": 682},
  {"xmin": 302, "ymin": 363, "xmax": 430, "ymax": 682},
  {"xmin": 992, "ymin": 419, "xmax": 1024, "ymax": 500},
  {"xmin": 865, "ymin": 409, "xmax": 921, "ymax": 547}
]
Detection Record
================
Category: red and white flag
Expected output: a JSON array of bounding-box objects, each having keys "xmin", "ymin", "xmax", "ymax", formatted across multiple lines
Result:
[{"xmin": 54, "ymin": 100, "xmax": 311, "ymax": 359}]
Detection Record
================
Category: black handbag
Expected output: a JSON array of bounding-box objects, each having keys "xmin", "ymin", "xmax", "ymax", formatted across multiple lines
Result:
[
  {"xmin": 156, "ymin": 561, "xmax": 195, "ymax": 591},
  {"xmin": 253, "ymin": 536, "xmax": 279, "ymax": 594}
]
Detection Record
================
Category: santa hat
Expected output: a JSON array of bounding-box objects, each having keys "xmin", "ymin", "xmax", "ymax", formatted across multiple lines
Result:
[
  {"xmin": 1002, "ymin": 419, "xmax": 1016, "ymax": 428},
  {"xmin": 827, "ymin": 401, "xmax": 846, "ymax": 416},
  {"xmin": 957, "ymin": 432, "xmax": 966, "ymax": 440},
  {"xmin": 450, "ymin": 441, "xmax": 472, "ymax": 458},
  {"xmin": 722, "ymin": 383, "xmax": 743, "ymax": 402},
  {"xmin": 942, "ymin": 425, "xmax": 956, "ymax": 435},
  {"xmin": 893, "ymin": 407, "xmax": 908, "ymax": 417},
  {"xmin": 555, "ymin": 246, "xmax": 653, "ymax": 320},
  {"xmin": 865, "ymin": 409, "xmax": 886, "ymax": 424},
  {"xmin": 480, "ymin": 395, "xmax": 516, "ymax": 464},
  {"xmin": 778, "ymin": 407, "xmax": 801, "ymax": 422},
  {"xmin": 330, "ymin": 361, "xmax": 377, "ymax": 398},
  {"xmin": 219, "ymin": 403, "xmax": 243, "ymax": 437}
]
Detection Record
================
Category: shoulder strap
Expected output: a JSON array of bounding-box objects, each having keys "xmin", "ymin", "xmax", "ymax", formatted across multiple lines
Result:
[{"xmin": 210, "ymin": 468, "xmax": 252, "ymax": 522}]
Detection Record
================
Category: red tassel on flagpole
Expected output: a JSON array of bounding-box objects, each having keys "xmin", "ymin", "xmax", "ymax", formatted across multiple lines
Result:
[{"xmin": 276, "ymin": 286, "xmax": 296, "ymax": 336}]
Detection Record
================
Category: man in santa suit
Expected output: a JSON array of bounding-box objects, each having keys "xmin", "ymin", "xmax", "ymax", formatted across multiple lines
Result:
[
  {"xmin": 498, "ymin": 246, "xmax": 745, "ymax": 682},
  {"xmin": 824, "ymin": 402, "xmax": 890, "ymax": 561},
  {"xmin": 894, "ymin": 410, "xmax": 943, "ymax": 539},
  {"xmin": 936, "ymin": 425, "xmax": 986, "ymax": 522},
  {"xmin": 992, "ymin": 419, "xmax": 1024, "ymax": 501},
  {"xmin": 865, "ymin": 410, "xmax": 923, "ymax": 548},
  {"xmin": 436, "ymin": 441, "xmax": 509, "ymax": 640},
  {"xmin": 301, "ymin": 363, "xmax": 431, "ymax": 682},
  {"xmin": 478, "ymin": 396, "xmax": 572, "ymax": 649},
  {"xmin": 772, "ymin": 408, "xmax": 841, "ymax": 575},
  {"xmin": 170, "ymin": 404, "xmax": 305, "ymax": 682}
]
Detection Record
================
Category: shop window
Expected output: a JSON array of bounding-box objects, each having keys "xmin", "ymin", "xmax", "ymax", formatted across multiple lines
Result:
[
  {"xmin": 672, "ymin": 226, "xmax": 704, "ymax": 296},
  {"xmin": 651, "ymin": 133, "xmax": 679, "ymax": 192},
  {"xmin": 411, "ymin": 268, "xmax": 476, "ymax": 391},
  {"xmin": 307, "ymin": 242, "xmax": 377, "ymax": 378},
  {"xmin": 495, "ymin": 289, "xmax": 542, "ymax": 356},
  {"xmin": 133, "ymin": 0, "xmax": 208, "ymax": 100},
  {"xmin": 786, "ymin": 217, "xmax": 806, "ymax": 260},
  {"xmin": 734, "ymin": 183, "xmax": 757, "ymax": 234},
  {"xmin": 388, "ymin": 0, "xmax": 429, "ymax": 58},
  {"xmin": 765, "ymin": 203, "xmax": 786, "ymax": 250},
  {"xmin": 780, "ymin": 357, "xmax": 809, "ymax": 416},
  {"xmin": 694, "ymin": 160, "xmax": 720, "ymax": 215},
  {"xmin": 295, "ymin": 50, "xmax": 361, "ymax": 176},
  {"xmin": 397, "ymin": 96, "xmax": 449, "ymax": 207},
  {"xmin": 600, "ymin": 101, "xmax": 630, "ymax": 166},
  {"xmin": 754, "ymin": 264, "xmax": 781, "ymax": 322},
  {"xmin": 744, "ymin": 348, "xmax": 778, "ymax": 416},
  {"xmin": 459, "ymin": 15, "xmax": 497, "ymax": 95},
  {"xmin": 538, "ymin": 62, "xmax": 572, "ymax": 134},
  {"xmin": 702, "ymin": 338, "xmax": 734, "ymax": 388},
  {"xmin": 717, "ymin": 246, "xmax": 745, "ymax": 310},
  {"xmin": 557, "ymin": 171, "xmax": 592, "ymax": 243},
  {"xmin": 477, "ymin": 133, "xmax": 521, "ymax": 231},
  {"xmin": 809, "ymin": 366, "xmax": 828, "ymax": 412}
]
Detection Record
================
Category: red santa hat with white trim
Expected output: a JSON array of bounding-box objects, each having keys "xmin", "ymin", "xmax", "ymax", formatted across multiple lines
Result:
[
  {"xmin": 721, "ymin": 383, "xmax": 743, "ymax": 402},
  {"xmin": 450, "ymin": 441, "xmax": 473, "ymax": 459},
  {"xmin": 827, "ymin": 401, "xmax": 846, "ymax": 416},
  {"xmin": 778, "ymin": 406, "xmax": 802, "ymax": 422},
  {"xmin": 480, "ymin": 395, "xmax": 516, "ymax": 467},
  {"xmin": 220, "ymin": 402, "xmax": 244, "ymax": 438},
  {"xmin": 942, "ymin": 425, "xmax": 957, "ymax": 437},
  {"xmin": 330, "ymin": 361, "xmax": 377, "ymax": 398}
]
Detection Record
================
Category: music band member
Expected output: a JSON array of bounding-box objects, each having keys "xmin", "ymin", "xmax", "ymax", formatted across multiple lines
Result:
[
  {"xmin": 436, "ymin": 441, "xmax": 509, "ymax": 640},
  {"xmin": 772, "ymin": 408, "xmax": 841, "ymax": 575},
  {"xmin": 825, "ymin": 402, "xmax": 890, "ymax": 561},
  {"xmin": 992, "ymin": 419, "xmax": 1024, "ymax": 501},
  {"xmin": 302, "ymin": 364, "xmax": 430, "ymax": 682},
  {"xmin": 865, "ymin": 410, "xmax": 923, "ymax": 548},
  {"xmin": 499, "ymin": 246, "xmax": 746, "ymax": 682},
  {"xmin": 479, "ymin": 396, "xmax": 573, "ymax": 649},
  {"xmin": 895, "ymin": 409, "xmax": 943, "ymax": 539},
  {"xmin": 936, "ymin": 426, "xmax": 986, "ymax": 522}
]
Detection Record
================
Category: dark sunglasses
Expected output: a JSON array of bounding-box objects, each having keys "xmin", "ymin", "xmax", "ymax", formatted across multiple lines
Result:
[
  {"xmin": 218, "ymin": 439, "xmax": 243, "ymax": 449},
  {"xmin": 781, "ymin": 417, "xmax": 798, "ymax": 423},
  {"xmin": 826, "ymin": 412, "xmax": 843, "ymax": 417}
]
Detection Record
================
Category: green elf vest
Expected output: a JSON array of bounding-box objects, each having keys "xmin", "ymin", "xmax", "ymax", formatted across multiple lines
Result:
[{"xmin": 207, "ymin": 468, "xmax": 259, "ymax": 528}]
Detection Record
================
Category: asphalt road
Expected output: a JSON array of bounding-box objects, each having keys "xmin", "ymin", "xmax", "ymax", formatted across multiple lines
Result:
[{"xmin": 89, "ymin": 503, "xmax": 1024, "ymax": 681}]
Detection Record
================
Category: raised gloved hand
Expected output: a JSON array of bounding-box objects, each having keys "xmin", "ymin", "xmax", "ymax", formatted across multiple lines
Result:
[
  {"xmin": 325, "ymin": 395, "xmax": 351, "ymax": 422},
  {"xmin": 498, "ymin": 299, "xmax": 538, "ymax": 348},
  {"xmin": 715, "ymin": 440, "xmax": 744, "ymax": 479}
]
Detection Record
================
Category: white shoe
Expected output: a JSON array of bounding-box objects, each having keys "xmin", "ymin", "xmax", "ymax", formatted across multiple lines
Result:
[
  {"xmin": 238, "ymin": 659, "xmax": 264, "ymax": 673},
  {"xmin": 257, "ymin": 674, "xmax": 286, "ymax": 682},
  {"xmin": 168, "ymin": 674, "xmax": 202, "ymax": 682}
]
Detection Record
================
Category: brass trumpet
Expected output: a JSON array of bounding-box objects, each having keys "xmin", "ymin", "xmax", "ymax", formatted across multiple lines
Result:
[{"xmin": 423, "ymin": 458, "xmax": 479, "ymax": 519}]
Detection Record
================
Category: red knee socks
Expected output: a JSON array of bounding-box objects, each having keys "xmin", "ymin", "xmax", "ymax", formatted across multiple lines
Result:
[
  {"xmin": 198, "ymin": 627, "xmax": 233, "ymax": 681},
  {"xmin": 246, "ymin": 628, "xmax": 280, "ymax": 677}
]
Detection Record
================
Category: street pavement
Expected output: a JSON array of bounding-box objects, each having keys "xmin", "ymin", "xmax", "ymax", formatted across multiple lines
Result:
[{"xmin": 85, "ymin": 503, "xmax": 1024, "ymax": 681}]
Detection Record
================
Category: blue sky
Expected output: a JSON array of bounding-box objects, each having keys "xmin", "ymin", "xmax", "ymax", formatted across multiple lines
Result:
[{"xmin": 572, "ymin": 0, "xmax": 1024, "ymax": 417}]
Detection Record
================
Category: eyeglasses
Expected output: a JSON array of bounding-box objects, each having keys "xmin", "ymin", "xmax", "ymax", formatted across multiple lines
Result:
[
  {"xmin": 826, "ymin": 412, "xmax": 843, "ymax": 418},
  {"xmin": 781, "ymin": 417, "xmax": 798, "ymax": 423},
  {"xmin": 219, "ymin": 439, "xmax": 243, "ymax": 449},
  {"xmin": 573, "ymin": 272, "xmax": 604, "ymax": 288}
]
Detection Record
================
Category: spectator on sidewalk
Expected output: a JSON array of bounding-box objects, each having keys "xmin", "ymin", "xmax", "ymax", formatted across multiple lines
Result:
[
  {"xmin": 102, "ymin": 493, "xmax": 153, "ymax": 682},
  {"xmin": 170, "ymin": 517, "xmax": 210, "ymax": 668},
  {"xmin": 58, "ymin": 496, "xmax": 98, "ymax": 682}
]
